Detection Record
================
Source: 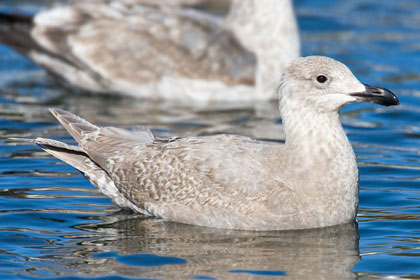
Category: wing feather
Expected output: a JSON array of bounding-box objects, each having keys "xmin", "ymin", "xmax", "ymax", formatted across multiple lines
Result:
[{"xmin": 29, "ymin": 0, "xmax": 255, "ymax": 95}]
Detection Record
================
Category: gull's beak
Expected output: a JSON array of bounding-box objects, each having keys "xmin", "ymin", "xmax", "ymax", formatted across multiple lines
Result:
[{"xmin": 350, "ymin": 84, "xmax": 399, "ymax": 106}]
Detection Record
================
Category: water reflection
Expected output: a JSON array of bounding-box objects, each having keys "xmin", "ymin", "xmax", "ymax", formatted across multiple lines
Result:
[{"xmin": 26, "ymin": 216, "xmax": 359, "ymax": 279}]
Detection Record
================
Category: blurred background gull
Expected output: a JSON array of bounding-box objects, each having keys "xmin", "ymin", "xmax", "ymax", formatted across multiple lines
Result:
[{"xmin": 0, "ymin": 0, "xmax": 300, "ymax": 103}]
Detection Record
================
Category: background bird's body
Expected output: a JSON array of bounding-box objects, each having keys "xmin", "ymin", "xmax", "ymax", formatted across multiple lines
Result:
[{"xmin": 0, "ymin": 0, "xmax": 300, "ymax": 102}]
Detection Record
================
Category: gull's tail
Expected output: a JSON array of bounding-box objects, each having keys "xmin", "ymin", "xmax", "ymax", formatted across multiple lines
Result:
[
  {"xmin": 15, "ymin": 136, "xmax": 137, "ymax": 209},
  {"xmin": 49, "ymin": 108, "xmax": 100, "ymax": 145},
  {"xmin": 10, "ymin": 109, "xmax": 140, "ymax": 211},
  {"xmin": 27, "ymin": 108, "xmax": 100, "ymax": 174}
]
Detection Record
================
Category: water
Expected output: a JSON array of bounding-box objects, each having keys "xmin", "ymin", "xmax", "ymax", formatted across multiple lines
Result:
[{"xmin": 0, "ymin": 0, "xmax": 419, "ymax": 279}]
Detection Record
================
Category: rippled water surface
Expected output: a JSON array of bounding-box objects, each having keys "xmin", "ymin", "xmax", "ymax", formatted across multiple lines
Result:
[{"xmin": 0, "ymin": 0, "xmax": 419, "ymax": 279}]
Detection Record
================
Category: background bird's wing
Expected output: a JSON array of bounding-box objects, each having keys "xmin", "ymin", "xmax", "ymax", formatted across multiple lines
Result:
[{"xmin": 20, "ymin": 0, "xmax": 255, "ymax": 94}]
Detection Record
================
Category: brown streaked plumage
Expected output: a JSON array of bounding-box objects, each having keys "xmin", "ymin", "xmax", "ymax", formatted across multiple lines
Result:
[
  {"xmin": 0, "ymin": 0, "xmax": 300, "ymax": 102},
  {"xmin": 17, "ymin": 56, "xmax": 398, "ymax": 230}
]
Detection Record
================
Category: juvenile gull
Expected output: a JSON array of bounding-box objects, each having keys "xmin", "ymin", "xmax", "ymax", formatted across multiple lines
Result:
[
  {"xmin": 20, "ymin": 56, "xmax": 398, "ymax": 230},
  {"xmin": 0, "ymin": 0, "xmax": 299, "ymax": 102}
]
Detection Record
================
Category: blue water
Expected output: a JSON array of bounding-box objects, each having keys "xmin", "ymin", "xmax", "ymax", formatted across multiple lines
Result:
[{"xmin": 0, "ymin": 0, "xmax": 419, "ymax": 279}]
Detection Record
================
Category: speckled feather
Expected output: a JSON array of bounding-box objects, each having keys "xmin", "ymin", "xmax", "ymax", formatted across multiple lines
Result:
[{"xmin": 48, "ymin": 110, "xmax": 298, "ymax": 228}]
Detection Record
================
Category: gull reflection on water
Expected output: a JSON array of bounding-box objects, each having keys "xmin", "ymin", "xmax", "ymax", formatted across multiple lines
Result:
[{"xmin": 40, "ymin": 215, "xmax": 360, "ymax": 279}]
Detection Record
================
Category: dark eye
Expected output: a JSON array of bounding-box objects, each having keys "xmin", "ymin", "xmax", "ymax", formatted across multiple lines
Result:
[{"xmin": 316, "ymin": 75, "xmax": 328, "ymax": 83}]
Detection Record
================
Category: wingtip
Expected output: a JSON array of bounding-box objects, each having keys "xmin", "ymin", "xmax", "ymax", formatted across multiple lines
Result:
[
  {"xmin": 49, "ymin": 107, "xmax": 63, "ymax": 116},
  {"xmin": 49, "ymin": 108, "xmax": 74, "ymax": 119},
  {"xmin": 7, "ymin": 137, "xmax": 37, "ymax": 143}
]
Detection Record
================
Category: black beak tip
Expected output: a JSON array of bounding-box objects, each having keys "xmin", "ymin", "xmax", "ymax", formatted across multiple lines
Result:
[
  {"xmin": 379, "ymin": 87, "xmax": 399, "ymax": 107},
  {"xmin": 388, "ymin": 92, "xmax": 399, "ymax": 106}
]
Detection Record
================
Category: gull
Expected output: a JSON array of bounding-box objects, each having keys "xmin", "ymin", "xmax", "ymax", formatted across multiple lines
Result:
[
  {"xmin": 17, "ymin": 56, "xmax": 399, "ymax": 230},
  {"xmin": 0, "ymin": 0, "xmax": 300, "ymax": 103}
]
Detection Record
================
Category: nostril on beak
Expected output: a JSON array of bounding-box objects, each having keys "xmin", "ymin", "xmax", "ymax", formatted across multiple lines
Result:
[{"xmin": 364, "ymin": 84, "xmax": 385, "ymax": 95}]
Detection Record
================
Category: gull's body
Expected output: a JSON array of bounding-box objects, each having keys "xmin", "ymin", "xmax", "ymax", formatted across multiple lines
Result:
[
  {"xmin": 0, "ymin": 0, "xmax": 299, "ymax": 103},
  {"xmin": 22, "ymin": 56, "xmax": 399, "ymax": 230}
]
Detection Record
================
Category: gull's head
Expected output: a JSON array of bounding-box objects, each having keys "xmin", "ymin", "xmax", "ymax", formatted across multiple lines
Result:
[{"xmin": 279, "ymin": 56, "xmax": 399, "ymax": 113}]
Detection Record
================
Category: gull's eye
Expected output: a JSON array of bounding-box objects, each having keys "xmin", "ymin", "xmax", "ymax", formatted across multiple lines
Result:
[{"xmin": 316, "ymin": 75, "xmax": 328, "ymax": 83}]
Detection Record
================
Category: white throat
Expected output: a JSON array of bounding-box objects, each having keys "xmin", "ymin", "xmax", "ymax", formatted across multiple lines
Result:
[{"xmin": 281, "ymin": 95, "xmax": 355, "ymax": 168}]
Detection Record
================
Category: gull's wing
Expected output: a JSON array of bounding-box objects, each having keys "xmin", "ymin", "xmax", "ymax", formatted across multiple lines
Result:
[
  {"xmin": 94, "ymin": 135, "xmax": 296, "ymax": 229},
  {"xmin": 25, "ymin": 0, "xmax": 256, "ymax": 97},
  {"xmin": 47, "ymin": 109, "xmax": 296, "ymax": 229}
]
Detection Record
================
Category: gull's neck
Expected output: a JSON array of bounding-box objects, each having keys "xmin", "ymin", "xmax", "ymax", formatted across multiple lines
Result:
[
  {"xmin": 278, "ymin": 96, "xmax": 359, "ymax": 226},
  {"xmin": 279, "ymin": 95, "xmax": 358, "ymax": 188},
  {"xmin": 226, "ymin": 0, "xmax": 300, "ymax": 99},
  {"xmin": 280, "ymin": 98, "xmax": 356, "ymax": 172}
]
